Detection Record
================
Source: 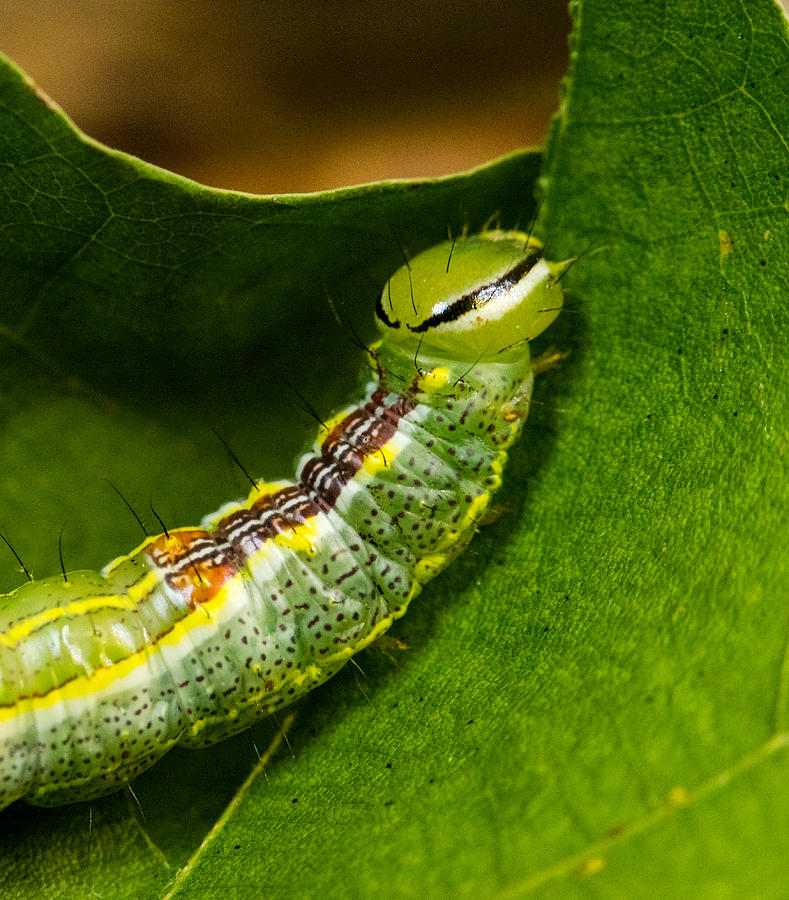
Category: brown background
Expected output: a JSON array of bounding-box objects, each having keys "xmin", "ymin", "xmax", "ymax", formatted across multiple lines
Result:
[{"xmin": 4, "ymin": 0, "xmax": 571, "ymax": 194}]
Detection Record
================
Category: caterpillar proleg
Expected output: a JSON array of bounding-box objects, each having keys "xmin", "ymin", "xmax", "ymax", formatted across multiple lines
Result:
[{"xmin": 0, "ymin": 229, "xmax": 566, "ymax": 810}]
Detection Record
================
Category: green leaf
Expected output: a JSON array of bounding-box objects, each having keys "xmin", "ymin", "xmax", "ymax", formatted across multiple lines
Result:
[
  {"xmin": 529, "ymin": 0, "xmax": 789, "ymax": 894},
  {"xmin": 1, "ymin": 0, "xmax": 788, "ymax": 893}
]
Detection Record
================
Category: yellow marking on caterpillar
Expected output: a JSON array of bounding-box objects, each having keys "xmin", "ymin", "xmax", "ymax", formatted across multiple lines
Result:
[
  {"xmin": 317, "ymin": 404, "xmax": 359, "ymax": 441},
  {"xmin": 360, "ymin": 431, "xmax": 402, "ymax": 478},
  {"xmin": 424, "ymin": 490, "xmax": 494, "ymax": 559},
  {"xmin": 245, "ymin": 481, "xmax": 297, "ymax": 505},
  {"xmin": 499, "ymin": 408, "xmax": 526, "ymax": 444},
  {"xmin": 0, "ymin": 573, "xmax": 160, "ymax": 647},
  {"xmin": 0, "ymin": 570, "xmax": 251, "ymax": 722},
  {"xmin": 417, "ymin": 366, "xmax": 451, "ymax": 392},
  {"xmin": 126, "ymin": 570, "xmax": 161, "ymax": 601},
  {"xmin": 240, "ymin": 510, "xmax": 333, "ymax": 573},
  {"xmin": 290, "ymin": 662, "xmax": 323, "ymax": 689},
  {"xmin": 272, "ymin": 515, "xmax": 323, "ymax": 556},
  {"xmin": 414, "ymin": 554, "xmax": 448, "ymax": 581},
  {"xmin": 491, "ymin": 450, "xmax": 507, "ymax": 474},
  {"xmin": 461, "ymin": 492, "xmax": 492, "ymax": 530}
]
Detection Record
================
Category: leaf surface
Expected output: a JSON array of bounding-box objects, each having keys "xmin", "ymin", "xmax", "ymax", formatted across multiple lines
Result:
[{"xmin": 1, "ymin": 0, "xmax": 789, "ymax": 895}]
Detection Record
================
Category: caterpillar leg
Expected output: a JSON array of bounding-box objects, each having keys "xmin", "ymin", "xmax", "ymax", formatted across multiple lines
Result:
[{"xmin": 530, "ymin": 347, "xmax": 570, "ymax": 375}]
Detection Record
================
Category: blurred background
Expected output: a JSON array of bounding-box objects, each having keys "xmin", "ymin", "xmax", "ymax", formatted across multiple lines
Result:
[{"xmin": 3, "ymin": 0, "xmax": 571, "ymax": 194}]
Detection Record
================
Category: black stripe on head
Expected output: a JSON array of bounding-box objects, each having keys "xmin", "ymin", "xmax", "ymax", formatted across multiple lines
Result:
[
  {"xmin": 375, "ymin": 292, "xmax": 401, "ymax": 329},
  {"xmin": 408, "ymin": 251, "xmax": 540, "ymax": 334}
]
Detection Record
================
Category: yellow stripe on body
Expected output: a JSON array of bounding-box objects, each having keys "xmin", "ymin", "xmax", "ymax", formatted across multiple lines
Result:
[
  {"xmin": 0, "ymin": 568, "xmax": 248, "ymax": 723},
  {"xmin": 316, "ymin": 403, "xmax": 360, "ymax": 442},
  {"xmin": 0, "ymin": 570, "xmax": 160, "ymax": 647},
  {"xmin": 0, "ymin": 426, "xmax": 405, "ymax": 724},
  {"xmin": 358, "ymin": 428, "xmax": 405, "ymax": 478}
]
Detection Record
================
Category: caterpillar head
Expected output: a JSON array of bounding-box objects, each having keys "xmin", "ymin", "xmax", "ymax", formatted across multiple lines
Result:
[{"xmin": 376, "ymin": 229, "xmax": 568, "ymax": 362}]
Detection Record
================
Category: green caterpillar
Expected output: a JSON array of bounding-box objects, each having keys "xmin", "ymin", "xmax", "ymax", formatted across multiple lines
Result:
[{"xmin": 0, "ymin": 229, "xmax": 566, "ymax": 810}]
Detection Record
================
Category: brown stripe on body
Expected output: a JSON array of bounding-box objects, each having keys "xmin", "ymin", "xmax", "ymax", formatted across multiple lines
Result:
[
  {"xmin": 145, "ymin": 390, "xmax": 415, "ymax": 602},
  {"xmin": 2, "ymin": 392, "xmax": 420, "ymax": 708},
  {"xmin": 146, "ymin": 529, "xmax": 239, "ymax": 608}
]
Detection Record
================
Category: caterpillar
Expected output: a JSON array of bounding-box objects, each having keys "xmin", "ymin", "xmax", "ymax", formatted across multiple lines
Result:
[{"xmin": 0, "ymin": 228, "xmax": 566, "ymax": 811}]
